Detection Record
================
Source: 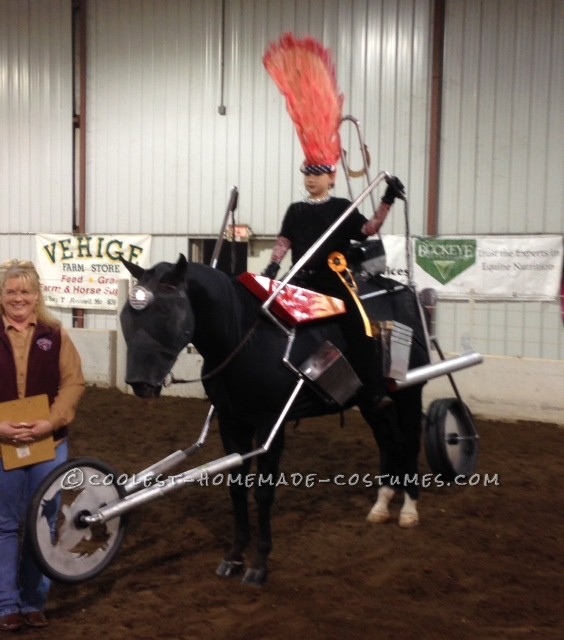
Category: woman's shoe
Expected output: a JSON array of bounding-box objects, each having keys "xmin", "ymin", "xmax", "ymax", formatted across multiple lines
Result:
[
  {"xmin": 0, "ymin": 612, "xmax": 24, "ymax": 631},
  {"xmin": 23, "ymin": 611, "xmax": 49, "ymax": 628}
]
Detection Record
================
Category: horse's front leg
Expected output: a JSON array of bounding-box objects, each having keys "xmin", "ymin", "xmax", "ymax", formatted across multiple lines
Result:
[
  {"xmin": 241, "ymin": 424, "xmax": 286, "ymax": 587},
  {"xmin": 215, "ymin": 456, "xmax": 253, "ymax": 577},
  {"xmin": 216, "ymin": 417, "xmax": 254, "ymax": 578}
]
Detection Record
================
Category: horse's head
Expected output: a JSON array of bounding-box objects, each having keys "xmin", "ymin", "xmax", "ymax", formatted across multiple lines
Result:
[{"xmin": 120, "ymin": 254, "xmax": 194, "ymax": 398}]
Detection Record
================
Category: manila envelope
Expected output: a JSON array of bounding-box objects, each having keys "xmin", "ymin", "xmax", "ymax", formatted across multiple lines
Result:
[{"xmin": 0, "ymin": 394, "xmax": 55, "ymax": 470}]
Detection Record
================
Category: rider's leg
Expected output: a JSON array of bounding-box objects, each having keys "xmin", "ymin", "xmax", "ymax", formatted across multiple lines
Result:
[{"xmin": 337, "ymin": 301, "xmax": 391, "ymax": 411}]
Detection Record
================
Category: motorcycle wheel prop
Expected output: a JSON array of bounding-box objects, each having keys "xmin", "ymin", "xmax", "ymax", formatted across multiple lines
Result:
[
  {"xmin": 425, "ymin": 398, "xmax": 479, "ymax": 481},
  {"xmin": 27, "ymin": 457, "xmax": 128, "ymax": 584}
]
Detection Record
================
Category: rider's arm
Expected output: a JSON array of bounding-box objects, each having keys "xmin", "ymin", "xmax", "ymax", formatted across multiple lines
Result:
[
  {"xmin": 361, "ymin": 176, "xmax": 405, "ymax": 237},
  {"xmin": 270, "ymin": 236, "xmax": 292, "ymax": 265},
  {"xmin": 262, "ymin": 236, "xmax": 292, "ymax": 279},
  {"xmin": 361, "ymin": 202, "xmax": 392, "ymax": 237}
]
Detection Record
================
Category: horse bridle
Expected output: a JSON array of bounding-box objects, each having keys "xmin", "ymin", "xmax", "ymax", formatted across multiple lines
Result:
[{"xmin": 163, "ymin": 316, "xmax": 263, "ymax": 387}]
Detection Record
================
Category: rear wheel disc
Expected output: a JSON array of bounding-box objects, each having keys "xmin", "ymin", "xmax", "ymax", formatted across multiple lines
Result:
[{"xmin": 425, "ymin": 398, "xmax": 479, "ymax": 481}]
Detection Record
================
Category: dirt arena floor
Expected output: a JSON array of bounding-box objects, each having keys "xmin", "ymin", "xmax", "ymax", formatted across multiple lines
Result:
[{"xmin": 31, "ymin": 387, "xmax": 563, "ymax": 640}]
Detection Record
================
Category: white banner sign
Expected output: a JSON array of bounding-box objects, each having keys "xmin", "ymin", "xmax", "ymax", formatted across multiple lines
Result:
[
  {"xmin": 35, "ymin": 234, "xmax": 152, "ymax": 310},
  {"xmin": 381, "ymin": 235, "xmax": 563, "ymax": 301}
]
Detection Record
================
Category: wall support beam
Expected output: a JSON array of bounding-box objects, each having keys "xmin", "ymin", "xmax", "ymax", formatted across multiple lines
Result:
[{"xmin": 426, "ymin": 0, "xmax": 445, "ymax": 237}]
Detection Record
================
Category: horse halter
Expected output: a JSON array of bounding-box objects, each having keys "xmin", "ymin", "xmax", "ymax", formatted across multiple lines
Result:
[{"xmin": 129, "ymin": 285, "xmax": 154, "ymax": 310}]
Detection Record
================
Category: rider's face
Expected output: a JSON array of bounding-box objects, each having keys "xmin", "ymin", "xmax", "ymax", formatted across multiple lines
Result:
[{"xmin": 304, "ymin": 173, "xmax": 334, "ymax": 198}]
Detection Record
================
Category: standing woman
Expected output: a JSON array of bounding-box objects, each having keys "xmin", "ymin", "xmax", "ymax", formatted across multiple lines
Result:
[{"xmin": 0, "ymin": 260, "xmax": 85, "ymax": 631}]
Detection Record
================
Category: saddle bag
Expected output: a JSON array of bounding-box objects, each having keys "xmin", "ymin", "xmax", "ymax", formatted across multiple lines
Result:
[
  {"xmin": 299, "ymin": 341, "xmax": 362, "ymax": 406},
  {"xmin": 372, "ymin": 320, "xmax": 413, "ymax": 381}
]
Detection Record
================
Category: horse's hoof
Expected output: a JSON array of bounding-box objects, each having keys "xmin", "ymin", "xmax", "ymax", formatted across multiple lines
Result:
[
  {"xmin": 241, "ymin": 567, "xmax": 267, "ymax": 587},
  {"xmin": 366, "ymin": 486, "xmax": 395, "ymax": 523},
  {"xmin": 366, "ymin": 507, "xmax": 391, "ymax": 524},
  {"xmin": 398, "ymin": 512, "xmax": 419, "ymax": 528},
  {"xmin": 216, "ymin": 559, "xmax": 245, "ymax": 578}
]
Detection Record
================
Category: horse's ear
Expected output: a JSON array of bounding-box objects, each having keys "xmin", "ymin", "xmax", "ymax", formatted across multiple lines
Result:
[
  {"xmin": 169, "ymin": 254, "xmax": 189, "ymax": 285},
  {"xmin": 120, "ymin": 256, "xmax": 145, "ymax": 280}
]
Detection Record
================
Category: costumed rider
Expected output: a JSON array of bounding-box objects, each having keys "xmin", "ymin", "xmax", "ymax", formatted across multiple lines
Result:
[{"xmin": 261, "ymin": 33, "xmax": 405, "ymax": 412}]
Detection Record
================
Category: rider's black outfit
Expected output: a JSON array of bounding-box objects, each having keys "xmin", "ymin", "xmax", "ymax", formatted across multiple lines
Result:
[{"xmin": 276, "ymin": 197, "xmax": 388, "ymax": 408}]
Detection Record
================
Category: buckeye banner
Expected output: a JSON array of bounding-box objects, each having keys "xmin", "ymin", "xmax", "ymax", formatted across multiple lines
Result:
[
  {"xmin": 35, "ymin": 233, "xmax": 152, "ymax": 310},
  {"xmin": 380, "ymin": 235, "xmax": 562, "ymax": 301}
]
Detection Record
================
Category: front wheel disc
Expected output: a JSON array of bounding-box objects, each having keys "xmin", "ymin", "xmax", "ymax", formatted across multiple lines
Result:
[{"xmin": 27, "ymin": 457, "xmax": 128, "ymax": 584}]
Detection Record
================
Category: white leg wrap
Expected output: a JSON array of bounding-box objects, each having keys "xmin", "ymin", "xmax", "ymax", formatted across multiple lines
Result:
[
  {"xmin": 398, "ymin": 494, "xmax": 419, "ymax": 528},
  {"xmin": 366, "ymin": 485, "xmax": 395, "ymax": 523}
]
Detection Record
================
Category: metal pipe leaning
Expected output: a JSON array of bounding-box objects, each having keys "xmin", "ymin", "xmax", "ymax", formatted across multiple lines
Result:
[{"xmin": 392, "ymin": 350, "xmax": 483, "ymax": 389}]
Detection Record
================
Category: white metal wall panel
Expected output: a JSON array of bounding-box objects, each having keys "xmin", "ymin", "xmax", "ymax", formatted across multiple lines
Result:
[
  {"xmin": 82, "ymin": 0, "xmax": 431, "ymax": 330},
  {"xmin": 2, "ymin": 0, "xmax": 562, "ymax": 358},
  {"xmin": 87, "ymin": 0, "xmax": 223, "ymax": 236},
  {"xmin": 0, "ymin": 0, "xmax": 73, "ymax": 235},
  {"xmin": 223, "ymin": 0, "xmax": 432, "ymax": 236},
  {"xmin": 86, "ymin": 0, "xmax": 431, "ymax": 241},
  {"xmin": 435, "ymin": 0, "xmax": 564, "ymax": 360},
  {"xmin": 440, "ymin": 0, "xmax": 564, "ymax": 235},
  {"xmin": 436, "ymin": 297, "xmax": 563, "ymax": 360}
]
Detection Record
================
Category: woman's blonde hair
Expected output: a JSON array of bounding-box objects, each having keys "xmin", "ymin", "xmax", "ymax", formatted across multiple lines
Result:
[{"xmin": 0, "ymin": 259, "xmax": 60, "ymax": 328}]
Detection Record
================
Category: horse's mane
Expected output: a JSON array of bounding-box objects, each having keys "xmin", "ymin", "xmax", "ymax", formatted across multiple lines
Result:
[{"xmin": 187, "ymin": 264, "xmax": 266, "ymax": 347}]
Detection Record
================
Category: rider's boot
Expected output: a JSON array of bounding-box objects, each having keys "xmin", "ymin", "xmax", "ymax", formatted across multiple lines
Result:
[
  {"xmin": 357, "ymin": 337, "xmax": 392, "ymax": 412},
  {"xmin": 359, "ymin": 384, "xmax": 392, "ymax": 412}
]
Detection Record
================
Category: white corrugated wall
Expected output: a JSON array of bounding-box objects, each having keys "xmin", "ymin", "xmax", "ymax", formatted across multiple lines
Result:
[
  {"xmin": 1, "ymin": 0, "xmax": 563, "ymax": 362},
  {"xmin": 86, "ymin": 0, "xmax": 431, "ymax": 238},
  {"xmin": 80, "ymin": 0, "xmax": 432, "ymax": 329},
  {"xmin": 0, "ymin": 0, "xmax": 75, "ymax": 326},
  {"xmin": 438, "ymin": 0, "xmax": 564, "ymax": 359},
  {"xmin": 0, "ymin": 2, "xmax": 73, "ymax": 255},
  {"xmin": 441, "ymin": 0, "xmax": 563, "ymax": 234}
]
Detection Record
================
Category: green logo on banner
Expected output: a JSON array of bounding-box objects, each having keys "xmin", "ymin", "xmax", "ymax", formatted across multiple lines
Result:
[{"xmin": 415, "ymin": 239, "xmax": 476, "ymax": 284}]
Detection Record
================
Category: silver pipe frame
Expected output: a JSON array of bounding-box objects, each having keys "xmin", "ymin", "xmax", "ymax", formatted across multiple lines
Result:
[
  {"xmin": 84, "ymin": 452, "xmax": 245, "ymax": 524},
  {"xmin": 82, "ymin": 379, "xmax": 306, "ymax": 526},
  {"xmin": 393, "ymin": 350, "xmax": 483, "ymax": 389},
  {"xmin": 121, "ymin": 405, "xmax": 216, "ymax": 494},
  {"xmin": 209, "ymin": 185, "xmax": 239, "ymax": 269}
]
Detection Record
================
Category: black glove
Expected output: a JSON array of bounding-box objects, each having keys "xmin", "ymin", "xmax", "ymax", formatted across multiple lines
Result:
[
  {"xmin": 381, "ymin": 175, "xmax": 406, "ymax": 205},
  {"xmin": 262, "ymin": 261, "xmax": 280, "ymax": 279}
]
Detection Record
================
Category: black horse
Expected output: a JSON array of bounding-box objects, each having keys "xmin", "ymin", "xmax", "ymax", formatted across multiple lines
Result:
[{"xmin": 119, "ymin": 254, "xmax": 430, "ymax": 586}]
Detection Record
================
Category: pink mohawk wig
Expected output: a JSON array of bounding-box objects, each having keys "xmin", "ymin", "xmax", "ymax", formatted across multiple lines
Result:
[{"xmin": 263, "ymin": 33, "xmax": 344, "ymax": 172}]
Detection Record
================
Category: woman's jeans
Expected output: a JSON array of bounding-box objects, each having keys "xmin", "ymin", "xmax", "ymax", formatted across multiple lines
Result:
[{"xmin": 0, "ymin": 441, "xmax": 68, "ymax": 616}]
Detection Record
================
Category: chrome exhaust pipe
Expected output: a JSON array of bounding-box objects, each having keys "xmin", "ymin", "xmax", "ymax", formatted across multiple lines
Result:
[{"xmin": 393, "ymin": 351, "xmax": 483, "ymax": 389}]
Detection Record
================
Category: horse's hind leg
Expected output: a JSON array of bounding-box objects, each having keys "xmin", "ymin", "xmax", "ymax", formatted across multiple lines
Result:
[
  {"xmin": 362, "ymin": 384, "xmax": 423, "ymax": 527},
  {"xmin": 366, "ymin": 484, "xmax": 396, "ymax": 523},
  {"xmin": 393, "ymin": 385, "xmax": 423, "ymax": 528},
  {"xmin": 363, "ymin": 403, "xmax": 402, "ymax": 523}
]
